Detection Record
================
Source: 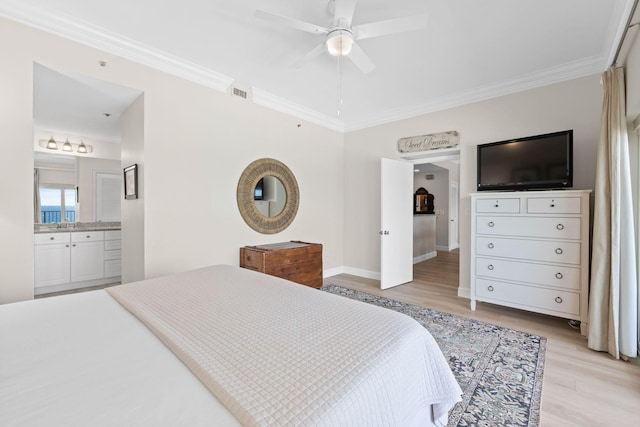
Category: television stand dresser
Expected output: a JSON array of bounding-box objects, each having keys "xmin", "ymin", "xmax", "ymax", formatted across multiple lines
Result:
[
  {"xmin": 240, "ymin": 241, "xmax": 323, "ymax": 288},
  {"xmin": 470, "ymin": 190, "xmax": 591, "ymax": 335}
]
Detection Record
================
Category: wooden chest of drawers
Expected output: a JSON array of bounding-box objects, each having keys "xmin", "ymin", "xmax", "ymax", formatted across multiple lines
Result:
[{"xmin": 240, "ymin": 241, "xmax": 323, "ymax": 288}]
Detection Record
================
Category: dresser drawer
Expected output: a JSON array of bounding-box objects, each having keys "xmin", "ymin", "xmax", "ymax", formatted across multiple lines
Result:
[
  {"xmin": 475, "ymin": 257, "xmax": 580, "ymax": 290},
  {"xmin": 476, "ymin": 216, "xmax": 581, "ymax": 239},
  {"xmin": 104, "ymin": 250, "xmax": 121, "ymax": 261},
  {"xmin": 104, "ymin": 230, "xmax": 121, "ymax": 240},
  {"xmin": 475, "ymin": 198, "xmax": 520, "ymax": 213},
  {"xmin": 34, "ymin": 233, "xmax": 70, "ymax": 245},
  {"xmin": 104, "ymin": 260, "xmax": 121, "ymax": 278},
  {"xmin": 526, "ymin": 197, "xmax": 581, "ymax": 214},
  {"xmin": 476, "ymin": 236, "xmax": 581, "ymax": 264},
  {"xmin": 71, "ymin": 231, "xmax": 104, "ymax": 242},
  {"xmin": 104, "ymin": 239, "xmax": 121, "ymax": 251},
  {"xmin": 476, "ymin": 278, "xmax": 579, "ymax": 317}
]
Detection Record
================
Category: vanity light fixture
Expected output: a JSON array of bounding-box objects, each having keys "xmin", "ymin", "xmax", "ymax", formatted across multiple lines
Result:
[
  {"xmin": 77, "ymin": 140, "xmax": 88, "ymax": 154},
  {"xmin": 39, "ymin": 137, "xmax": 93, "ymax": 154},
  {"xmin": 46, "ymin": 136, "xmax": 58, "ymax": 150}
]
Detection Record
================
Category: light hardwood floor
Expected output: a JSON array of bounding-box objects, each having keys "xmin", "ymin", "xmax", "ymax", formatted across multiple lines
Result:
[{"xmin": 325, "ymin": 250, "xmax": 640, "ymax": 427}]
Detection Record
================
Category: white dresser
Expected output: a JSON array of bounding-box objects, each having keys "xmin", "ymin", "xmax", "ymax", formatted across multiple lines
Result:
[{"xmin": 470, "ymin": 190, "xmax": 591, "ymax": 335}]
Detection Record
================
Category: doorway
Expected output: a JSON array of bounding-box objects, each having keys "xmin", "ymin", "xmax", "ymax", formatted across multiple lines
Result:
[
  {"xmin": 380, "ymin": 150, "xmax": 461, "ymax": 290},
  {"xmin": 33, "ymin": 63, "xmax": 144, "ymax": 285}
]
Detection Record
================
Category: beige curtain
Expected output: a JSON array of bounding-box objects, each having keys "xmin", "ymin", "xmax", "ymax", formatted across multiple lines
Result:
[
  {"xmin": 588, "ymin": 66, "xmax": 638, "ymax": 359},
  {"xmin": 34, "ymin": 168, "xmax": 41, "ymax": 224}
]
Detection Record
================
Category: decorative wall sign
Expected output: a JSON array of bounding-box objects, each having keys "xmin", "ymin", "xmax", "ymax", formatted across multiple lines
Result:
[{"xmin": 398, "ymin": 131, "xmax": 460, "ymax": 153}]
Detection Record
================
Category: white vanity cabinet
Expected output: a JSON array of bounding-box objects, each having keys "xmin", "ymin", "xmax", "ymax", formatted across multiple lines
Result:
[
  {"xmin": 470, "ymin": 190, "xmax": 591, "ymax": 335},
  {"xmin": 34, "ymin": 233, "xmax": 71, "ymax": 288},
  {"xmin": 70, "ymin": 231, "xmax": 104, "ymax": 282},
  {"xmin": 104, "ymin": 230, "xmax": 121, "ymax": 278},
  {"xmin": 34, "ymin": 229, "xmax": 121, "ymax": 295}
]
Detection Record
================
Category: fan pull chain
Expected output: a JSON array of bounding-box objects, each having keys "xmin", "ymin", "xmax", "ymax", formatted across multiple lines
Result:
[{"xmin": 337, "ymin": 55, "xmax": 343, "ymax": 117}]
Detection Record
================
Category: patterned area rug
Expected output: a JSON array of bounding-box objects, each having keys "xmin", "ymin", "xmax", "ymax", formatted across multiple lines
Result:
[{"xmin": 321, "ymin": 285, "xmax": 546, "ymax": 427}]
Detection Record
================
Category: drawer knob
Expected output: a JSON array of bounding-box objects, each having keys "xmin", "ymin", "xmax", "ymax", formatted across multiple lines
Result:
[
  {"xmin": 555, "ymin": 272, "xmax": 563, "ymax": 279},
  {"xmin": 555, "ymin": 248, "xmax": 563, "ymax": 255},
  {"xmin": 488, "ymin": 221, "xmax": 495, "ymax": 227},
  {"xmin": 86, "ymin": 235, "xmax": 91, "ymax": 238},
  {"xmin": 555, "ymin": 296, "xmax": 563, "ymax": 304},
  {"xmin": 487, "ymin": 264, "xmax": 494, "ymax": 271},
  {"xmin": 556, "ymin": 223, "xmax": 565, "ymax": 230},
  {"xmin": 65, "ymin": 244, "xmax": 69, "ymax": 248},
  {"xmin": 494, "ymin": 204, "xmax": 499, "ymax": 208},
  {"xmin": 488, "ymin": 243, "xmax": 495, "ymax": 249},
  {"xmin": 550, "ymin": 203, "xmax": 555, "ymax": 208},
  {"xmin": 487, "ymin": 285, "xmax": 494, "ymax": 292},
  {"xmin": 49, "ymin": 237, "xmax": 54, "ymax": 240}
]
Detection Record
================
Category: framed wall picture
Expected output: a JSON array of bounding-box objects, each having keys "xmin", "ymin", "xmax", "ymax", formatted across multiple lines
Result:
[{"xmin": 123, "ymin": 164, "xmax": 138, "ymax": 200}]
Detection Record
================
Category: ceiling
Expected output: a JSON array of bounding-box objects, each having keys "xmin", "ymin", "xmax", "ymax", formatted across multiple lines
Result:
[
  {"xmin": 2, "ymin": 0, "xmax": 637, "ymax": 132},
  {"xmin": 33, "ymin": 63, "xmax": 142, "ymax": 143}
]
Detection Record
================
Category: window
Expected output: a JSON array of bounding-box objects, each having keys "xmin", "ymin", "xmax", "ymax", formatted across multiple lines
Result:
[{"xmin": 39, "ymin": 185, "xmax": 76, "ymax": 223}]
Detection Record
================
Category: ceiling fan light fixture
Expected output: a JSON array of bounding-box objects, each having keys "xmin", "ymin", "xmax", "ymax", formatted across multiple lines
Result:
[{"xmin": 326, "ymin": 29, "xmax": 353, "ymax": 57}]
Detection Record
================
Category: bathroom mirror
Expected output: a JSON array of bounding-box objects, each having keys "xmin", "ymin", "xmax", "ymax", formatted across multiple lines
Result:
[{"xmin": 237, "ymin": 158, "xmax": 299, "ymax": 234}]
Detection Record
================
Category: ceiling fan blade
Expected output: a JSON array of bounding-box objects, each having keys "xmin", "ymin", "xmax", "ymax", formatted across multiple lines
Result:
[
  {"xmin": 255, "ymin": 9, "xmax": 329, "ymax": 35},
  {"xmin": 333, "ymin": 0, "xmax": 358, "ymax": 27},
  {"xmin": 348, "ymin": 42, "xmax": 375, "ymax": 74},
  {"xmin": 352, "ymin": 14, "xmax": 428, "ymax": 40},
  {"xmin": 289, "ymin": 43, "xmax": 326, "ymax": 68}
]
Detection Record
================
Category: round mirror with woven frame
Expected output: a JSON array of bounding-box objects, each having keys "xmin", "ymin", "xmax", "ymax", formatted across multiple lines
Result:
[{"xmin": 237, "ymin": 158, "xmax": 299, "ymax": 234}]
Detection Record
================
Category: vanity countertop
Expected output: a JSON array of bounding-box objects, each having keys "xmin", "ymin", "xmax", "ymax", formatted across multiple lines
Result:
[{"xmin": 34, "ymin": 222, "xmax": 121, "ymax": 234}]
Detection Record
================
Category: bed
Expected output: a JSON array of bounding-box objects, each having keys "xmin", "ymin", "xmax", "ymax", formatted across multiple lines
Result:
[{"xmin": 0, "ymin": 265, "xmax": 461, "ymax": 426}]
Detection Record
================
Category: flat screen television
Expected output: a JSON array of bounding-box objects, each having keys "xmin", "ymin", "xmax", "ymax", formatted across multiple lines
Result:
[
  {"xmin": 477, "ymin": 130, "xmax": 573, "ymax": 191},
  {"xmin": 254, "ymin": 178, "xmax": 264, "ymax": 200}
]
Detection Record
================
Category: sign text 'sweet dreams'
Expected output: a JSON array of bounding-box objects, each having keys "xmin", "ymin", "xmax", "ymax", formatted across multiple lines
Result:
[{"xmin": 398, "ymin": 131, "xmax": 460, "ymax": 153}]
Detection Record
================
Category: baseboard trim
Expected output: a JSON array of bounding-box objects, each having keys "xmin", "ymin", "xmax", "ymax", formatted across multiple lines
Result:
[
  {"xmin": 413, "ymin": 251, "xmax": 437, "ymax": 264},
  {"xmin": 341, "ymin": 266, "xmax": 381, "ymax": 281},
  {"xmin": 323, "ymin": 266, "xmax": 344, "ymax": 278}
]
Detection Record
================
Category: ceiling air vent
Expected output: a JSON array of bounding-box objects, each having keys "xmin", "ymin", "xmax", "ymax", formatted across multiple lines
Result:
[{"xmin": 231, "ymin": 85, "xmax": 252, "ymax": 101}]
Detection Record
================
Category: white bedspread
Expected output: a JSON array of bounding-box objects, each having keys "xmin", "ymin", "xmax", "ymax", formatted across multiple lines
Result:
[
  {"xmin": 107, "ymin": 265, "xmax": 461, "ymax": 426},
  {"xmin": 0, "ymin": 287, "xmax": 240, "ymax": 426}
]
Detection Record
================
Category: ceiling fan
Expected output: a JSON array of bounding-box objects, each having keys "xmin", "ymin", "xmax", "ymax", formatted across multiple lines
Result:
[{"xmin": 255, "ymin": 0, "xmax": 428, "ymax": 74}]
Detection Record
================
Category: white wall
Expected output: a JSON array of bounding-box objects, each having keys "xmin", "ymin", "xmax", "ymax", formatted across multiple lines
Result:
[
  {"xmin": 344, "ymin": 75, "xmax": 602, "ymax": 296},
  {"xmin": 121, "ymin": 94, "xmax": 144, "ymax": 284},
  {"xmin": 0, "ymin": 17, "xmax": 344, "ymax": 303}
]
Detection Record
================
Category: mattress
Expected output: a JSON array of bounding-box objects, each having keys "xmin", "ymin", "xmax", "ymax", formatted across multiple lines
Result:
[{"xmin": 0, "ymin": 265, "xmax": 461, "ymax": 426}]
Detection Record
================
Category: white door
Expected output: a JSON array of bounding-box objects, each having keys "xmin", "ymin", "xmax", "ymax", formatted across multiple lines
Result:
[
  {"xmin": 34, "ymin": 243, "xmax": 71, "ymax": 288},
  {"xmin": 380, "ymin": 158, "xmax": 413, "ymax": 289},
  {"xmin": 71, "ymin": 241, "xmax": 105, "ymax": 282},
  {"xmin": 449, "ymin": 181, "xmax": 459, "ymax": 249},
  {"xmin": 96, "ymin": 173, "xmax": 121, "ymax": 222}
]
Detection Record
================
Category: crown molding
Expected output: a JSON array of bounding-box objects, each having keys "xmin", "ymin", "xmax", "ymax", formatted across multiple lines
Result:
[
  {"xmin": 0, "ymin": 1, "xmax": 621, "ymax": 134},
  {"xmin": 0, "ymin": 1, "xmax": 234, "ymax": 92},
  {"xmin": 344, "ymin": 55, "xmax": 608, "ymax": 132},
  {"xmin": 251, "ymin": 88, "xmax": 345, "ymax": 132},
  {"xmin": 604, "ymin": 0, "xmax": 638, "ymax": 67}
]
